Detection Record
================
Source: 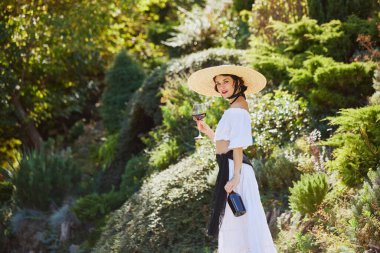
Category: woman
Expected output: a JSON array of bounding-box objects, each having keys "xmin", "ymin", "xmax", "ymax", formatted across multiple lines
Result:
[{"xmin": 187, "ymin": 65, "xmax": 277, "ymax": 253}]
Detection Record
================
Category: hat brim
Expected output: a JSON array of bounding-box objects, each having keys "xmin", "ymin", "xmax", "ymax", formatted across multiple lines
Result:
[{"xmin": 187, "ymin": 65, "xmax": 267, "ymax": 96}]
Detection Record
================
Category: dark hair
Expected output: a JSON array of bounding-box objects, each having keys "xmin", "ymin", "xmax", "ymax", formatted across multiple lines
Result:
[{"xmin": 213, "ymin": 74, "xmax": 248, "ymax": 99}]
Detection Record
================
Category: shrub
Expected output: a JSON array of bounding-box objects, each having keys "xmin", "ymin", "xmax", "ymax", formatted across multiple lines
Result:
[
  {"xmin": 321, "ymin": 105, "xmax": 380, "ymax": 187},
  {"xmin": 99, "ymin": 49, "xmax": 145, "ymax": 133},
  {"xmin": 265, "ymin": 16, "xmax": 379, "ymax": 63},
  {"xmin": 95, "ymin": 132, "xmax": 119, "ymax": 171},
  {"xmin": 350, "ymin": 168, "xmax": 380, "ymax": 251},
  {"xmin": 119, "ymin": 153, "xmax": 150, "ymax": 197},
  {"xmin": 289, "ymin": 55, "xmax": 376, "ymax": 119},
  {"xmin": 275, "ymin": 211, "xmax": 323, "ymax": 252},
  {"xmin": 162, "ymin": 0, "xmax": 244, "ymax": 56},
  {"xmin": 289, "ymin": 172, "xmax": 329, "ymax": 215},
  {"xmin": 247, "ymin": 89, "xmax": 311, "ymax": 156},
  {"xmin": 369, "ymin": 65, "xmax": 380, "ymax": 105},
  {"xmin": 0, "ymin": 181, "xmax": 13, "ymax": 204},
  {"xmin": 307, "ymin": 0, "xmax": 377, "ymax": 23},
  {"xmin": 12, "ymin": 147, "xmax": 81, "ymax": 211},
  {"xmin": 249, "ymin": 0, "xmax": 307, "ymax": 42},
  {"xmin": 253, "ymin": 146, "xmax": 301, "ymax": 194},
  {"xmin": 246, "ymin": 37, "xmax": 293, "ymax": 87},
  {"xmin": 93, "ymin": 140, "xmax": 219, "ymax": 252},
  {"xmin": 71, "ymin": 190, "xmax": 125, "ymax": 222}
]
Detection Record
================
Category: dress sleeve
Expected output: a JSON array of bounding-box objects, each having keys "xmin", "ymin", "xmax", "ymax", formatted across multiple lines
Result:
[{"xmin": 227, "ymin": 112, "xmax": 253, "ymax": 150}]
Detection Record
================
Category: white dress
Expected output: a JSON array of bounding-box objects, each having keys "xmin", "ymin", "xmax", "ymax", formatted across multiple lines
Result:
[{"xmin": 214, "ymin": 108, "xmax": 277, "ymax": 253}]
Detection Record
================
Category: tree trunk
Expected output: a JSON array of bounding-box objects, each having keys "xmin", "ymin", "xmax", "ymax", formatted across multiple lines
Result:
[{"xmin": 11, "ymin": 91, "xmax": 43, "ymax": 149}]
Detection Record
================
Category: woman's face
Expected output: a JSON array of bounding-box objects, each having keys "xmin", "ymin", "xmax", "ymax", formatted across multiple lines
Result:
[{"xmin": 214, "ymin": 75, "xmax": 235, "ymax": 98}]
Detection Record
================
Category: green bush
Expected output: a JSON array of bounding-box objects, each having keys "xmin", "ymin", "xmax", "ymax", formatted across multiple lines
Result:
[
  {"xmin": 321, "ymin": 105, "xmax": 380, "ymax": 187},
  {"xmin": 253, "ymin": 146, "xmax": 301, "ymax": 194},
  {"xmin": 0, "ymin": 181, "xmax": 13, "ymax": 204},
  {"xmin": 162, "ymin": 0, "xmax": 245, "ymax": 56},
  {"xmin": 93, "ymin": 140, "xmax": 218, "ymax": 252},
  {"xmin": 289, "ymin": 172, "xmax": 329, "ymax": 215},
  {"xmin": 350, "ymin": 168, "xmax": 380, "ymax": 251},
  {"xmin": 275, "ymin": 211, "xmax": 323, "ymax": 252},
  {"xmin": 120, "ymin": 153, "xmax": 150, "ymax": 197},
  {"xmin": 71, "ymin": 190, "xmax": 125, "ymax": 222},
  {"xmin": 369, "ymin": 65, "xmax": 380, "ymax": 105},
  {"xmin": 246, "ymin": 37, "xmax": 293, "ymax": 87},
  {"xmin": 13, "ymin": 147, "xmax": 81, "ymax": 211},
  {"xmin": 269, "ymin": 17, "xmax": 352, "ymax": 62},
  {"xmin": 95, "ymin": 132, "xmax": 119, "ymax": 171},
  {"xmin": 307, "ymin": 0, "xmax": 377, "ymax": 23},
  {"xmin": 247, "ymin": 89, "xmax": 311, "ymax": 155},
  {"xmin": 147, "ymin": 135, "xmax": 180, "ymax": 171},
  {"xmin": 100, "ymin": 49, "xmax": 145, "ymax": 133},
  {"xmin": 289, "ymin": 55, "xmax": 376, "ymax": 118}
]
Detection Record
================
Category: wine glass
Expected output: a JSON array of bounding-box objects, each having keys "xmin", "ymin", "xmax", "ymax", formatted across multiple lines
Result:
[{"xmin": 192, "ymin": 103, "xmax": 207, "ymax": 139}]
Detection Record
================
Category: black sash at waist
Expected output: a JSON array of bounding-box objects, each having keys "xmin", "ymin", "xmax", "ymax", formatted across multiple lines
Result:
[
  {"xmin": 207, "ymin": 149, "xmax": 252, "ymax": 237},
  {"xmin": 216, "ymin": 149, "xmax": 253, "ymax": 167}
]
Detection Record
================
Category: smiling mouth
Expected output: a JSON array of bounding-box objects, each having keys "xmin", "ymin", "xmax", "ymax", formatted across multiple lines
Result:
[{"xmin": 222, "ymin": 90, "xmax": 228, "ymax": 94}]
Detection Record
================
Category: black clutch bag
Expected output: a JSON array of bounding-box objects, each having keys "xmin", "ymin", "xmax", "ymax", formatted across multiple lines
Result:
[{"xmin": 227, "ymin": 190, "xmax": 246, "ymax": 217}]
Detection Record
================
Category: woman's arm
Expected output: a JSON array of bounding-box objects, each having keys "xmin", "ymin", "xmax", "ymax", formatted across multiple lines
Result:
[
  {"xmin": 232, "ymin": 147, "xmax": 243, "ymax": 176},
  {"xmin": 224, "ymin": 147, "xmax": 243, "ymax": 193}
]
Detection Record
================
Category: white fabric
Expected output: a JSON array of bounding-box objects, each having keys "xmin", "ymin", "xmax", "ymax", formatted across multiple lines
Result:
[
  {"xmin": 214, "ymin": 108, "xmax": 277, "ymax": 252},
  {"xmin": 218, "ymin": 159, "xmax": 278, "ymax": 253},
  {"xmin": 214, "ymin": 108, "xmax": 253, "ymax": 150}
]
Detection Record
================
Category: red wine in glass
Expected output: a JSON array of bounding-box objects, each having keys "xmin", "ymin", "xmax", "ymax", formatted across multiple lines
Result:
[
  {"xmin": 192, "ymin": 103, "xmax": 207, "ymax": 139},
  {"xmin": 193, "ymin": 113, "xmax": 206, "ymax": 121}
]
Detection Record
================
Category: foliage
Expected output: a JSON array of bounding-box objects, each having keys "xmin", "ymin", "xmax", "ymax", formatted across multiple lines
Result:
[
  {"xmin": 369, "ymin": 65, "xmax": 380, "ymax": 105},
  {"xmin": 100, "ymin": 49, "xmax": 145, "ymax": 133},
  {"xmin": 247, "ymin": 89, "xmax": 311, "ymax": 155},
  {"xmin": 291, "ymin": 130, "xmax": 329, "ymax": 173},
  {"xmin": 275, "ymin": 211, "xmax": 323, "ymax": 252},
  {"xmin": 0, "ymin": 137, "xmax": 21, "ymax": 171},
  {"xmin": 270, "ymin": 17, "xmax": 353, "ymax": 62},
  {"xmin": 93, "ymin": 139, "xmax": 218, "ymax": 252},
  {"xmin": 321, "ymin": 105, "xmax": 380, "ymax": 187},
  {"xmin": 289, "ymin": 172, "xmax": 329, "ymax": 215},
  {"xmin": 162, "ymin": 0, "xmax": 244, "ymax": 56},
  {"xmin": 95, "ymin": 132, "xmax": 120, "ymax": 172},
  {"xmin": 0, "ymin": 0, "xmax": 123, "ymax": 149},
  {"xmin": 119, "ymin": 153, "xmax": 150, "ymax": 197},
  {"xmin": 249, "ymin": 0, "xmax": 307, "ymax": 42},
  {"xmin": 252, "ymin": 146, "xmax": 301, "ymax": 194},
  {"xmin": 343, "ymin": 15, "xmax": 380, "ymax": 60},
  {"xmin": 246, "ymin": 37, "xmax": 294, "ymax": 87},
  {"xmin": 12, "ymin": 145, "xmax": 81, "ymax": 211},
  {"xmin": 307, "ymin": 0, "xmax": 378, "ymax": 23},
  {"xmin": 350, "ymin": 168, "xmax": 380, "ymax": 251},
  {"xmin": 0, "ymin": 181, "xmax": 13, "ymax": 204},
  {"xmin": 71, "ymin": 190, "xmax": 125, "ymax": 222},
  {"xmin": 289, "ymin": 55, "xmax": 376, "ymax": 118}
]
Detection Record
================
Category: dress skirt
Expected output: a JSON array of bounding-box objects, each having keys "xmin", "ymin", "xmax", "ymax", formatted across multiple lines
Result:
[{"xmin": 215, "ymin": 152, "xmax": 277, "ymax": 253}]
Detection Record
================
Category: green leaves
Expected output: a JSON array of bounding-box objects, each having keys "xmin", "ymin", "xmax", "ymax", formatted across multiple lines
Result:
[
  {"xmin": 12, "ymin": 146, "xmax": 81, "ymax": 211},
  {"xmin": 321, "ymin": 105, "xmax": 380, "ymax": 187},
  {"xmin": 289, "ymin": 172, "xmax": 329, "ymax": 215},
  {"xmin": 248, "ymin": 89, "xmax": 311, "ymax": 155}
]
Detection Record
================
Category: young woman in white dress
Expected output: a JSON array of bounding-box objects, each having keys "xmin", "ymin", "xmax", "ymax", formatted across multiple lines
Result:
[{"xmin": 187, "ymin": 65, "xmax": 277, "ymax": 253}]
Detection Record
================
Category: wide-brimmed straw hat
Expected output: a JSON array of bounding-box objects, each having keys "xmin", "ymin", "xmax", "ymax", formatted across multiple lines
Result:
[{"xmin": 187, "ymin": 65, "xmax": 267, "ymax": 96}]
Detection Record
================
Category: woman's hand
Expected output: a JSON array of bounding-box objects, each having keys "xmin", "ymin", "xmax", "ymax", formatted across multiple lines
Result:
[
  {"xmin": 194, "ymin": 118, "xmax": 212, "ymax": 135},
  {"xmin": 224, "ymin": 175, "xmax": 240, "ymax": 193}
]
